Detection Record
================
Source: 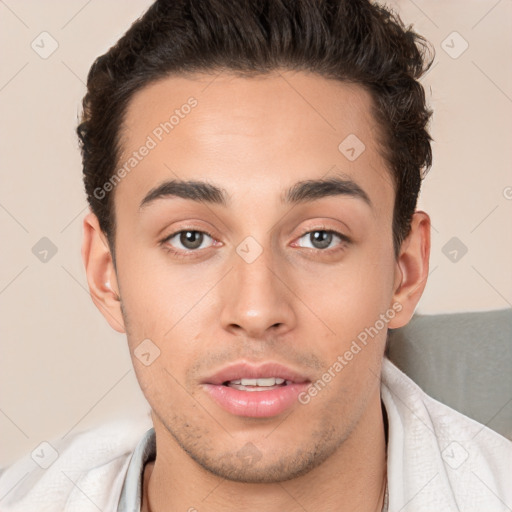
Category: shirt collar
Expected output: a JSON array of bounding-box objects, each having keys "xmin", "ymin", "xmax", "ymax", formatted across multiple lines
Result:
[{"xmin": 117, "ymin": 427, "xmax": 156, "ymax": 512}]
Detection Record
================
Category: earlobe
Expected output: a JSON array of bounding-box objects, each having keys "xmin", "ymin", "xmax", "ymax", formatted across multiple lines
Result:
[
  {"xmin": 81, "ymin": 212, "xmax": 126, "ymax": 333},
  {"xmin": 387, "ymin": 211, "xmax": 431, "ymax": 329}
]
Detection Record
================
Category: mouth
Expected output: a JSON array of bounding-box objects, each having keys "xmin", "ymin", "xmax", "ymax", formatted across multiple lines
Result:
[
  {"xmin": 222, "ymin": 376, "xmax": 290, "ymax": 392},
  {"xmin": 202, "ymin": 362, "xmax": 311, "ymax": 418}
]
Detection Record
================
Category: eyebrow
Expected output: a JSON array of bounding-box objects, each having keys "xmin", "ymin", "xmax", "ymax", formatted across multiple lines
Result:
[{"xmin": 139, "ymin": 175, "xmax": 372, "ymax": 209}]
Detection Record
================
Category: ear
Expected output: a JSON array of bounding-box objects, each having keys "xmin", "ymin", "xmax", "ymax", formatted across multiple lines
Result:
[
  {"xmin": 387, "ymin": 211, "xmax": 430, "ymax": 329},
  {"xmin": 81, "ymin": 211, "xmax": 126, "ymax": 333}
]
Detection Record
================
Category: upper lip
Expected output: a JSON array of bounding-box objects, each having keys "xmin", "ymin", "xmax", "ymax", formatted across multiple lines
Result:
[{"xmin": 202, "ymin": 361, "xmax": 311, "ymax": 385}]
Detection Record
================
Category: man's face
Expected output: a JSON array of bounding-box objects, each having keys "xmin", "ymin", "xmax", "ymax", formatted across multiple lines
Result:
[{"xmin": 110, "ymin": 70, "xmax": 399, "ymax": 482}]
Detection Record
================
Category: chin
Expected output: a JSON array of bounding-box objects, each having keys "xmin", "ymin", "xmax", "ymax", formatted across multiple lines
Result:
[{"xmin": 184, "ymin": 442, "xmax": 335, "ymax": 484}]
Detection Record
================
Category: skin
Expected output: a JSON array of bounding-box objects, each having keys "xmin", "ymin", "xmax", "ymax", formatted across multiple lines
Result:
[{"xmin": 82, "ymin": 70, "xmax": 430, "ymax": 512}]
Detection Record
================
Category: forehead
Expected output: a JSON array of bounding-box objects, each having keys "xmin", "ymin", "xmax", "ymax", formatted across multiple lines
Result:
[{"xmin": 116, "ymin": 70, "xmax": 393, "ymax": 214}]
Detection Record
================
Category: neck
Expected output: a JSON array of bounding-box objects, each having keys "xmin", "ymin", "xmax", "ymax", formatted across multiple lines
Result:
[{"xmin": 143, "ymin": 392, "xmax": 387, "ymax": 512}]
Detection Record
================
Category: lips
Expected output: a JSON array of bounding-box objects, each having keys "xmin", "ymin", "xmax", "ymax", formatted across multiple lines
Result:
[{"xmin": 202, "ymin": 362, "xmax": 311, "ymax": 418}]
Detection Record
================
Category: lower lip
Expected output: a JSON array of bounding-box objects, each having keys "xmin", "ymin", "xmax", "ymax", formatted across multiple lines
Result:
[{"xmin": 203, "ymin": 383, "xmax": 310, "ymax": 418}]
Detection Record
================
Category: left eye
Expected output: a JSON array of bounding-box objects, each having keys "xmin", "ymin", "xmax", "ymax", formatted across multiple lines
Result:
[
  {"xmin": 296, "ymin": 230, "xmax": 346, "ymax": 250},
  {"xmin": 165, "ymin": 230, "xmax": 215, "ymax": 251}
]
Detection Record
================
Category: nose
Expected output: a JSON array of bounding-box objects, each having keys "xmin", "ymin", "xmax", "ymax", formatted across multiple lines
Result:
[{"xmin": 219, "ymin": 244, "xmax": 297, "ymax": 340}]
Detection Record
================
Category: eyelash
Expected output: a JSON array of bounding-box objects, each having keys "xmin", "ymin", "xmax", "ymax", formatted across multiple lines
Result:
[{"xmin": 160, "ymin": 226, "xmax": 351, "ymax": 259}]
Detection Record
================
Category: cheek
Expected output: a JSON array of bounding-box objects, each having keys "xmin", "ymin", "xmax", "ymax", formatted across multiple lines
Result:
[
  {"xmin": 116, "ymin": 247, "xmax": 196, "ymax": 335},
  {"xmin": 298, "ymin": 249, "xmax": 395, "ymax": 339},
  {"xmin": 116, "ymin": 251, "xmax": 211, "ymax": 379},
  {"xmin": 295, "ymin": 255, "xmax": 393, "ymax": 413}
]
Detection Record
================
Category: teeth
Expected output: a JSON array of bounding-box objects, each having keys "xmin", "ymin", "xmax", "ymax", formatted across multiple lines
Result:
[
  {"xmin": 227, "ymin": 377, "xmax": 287, "ymax": 387},
  {"xmin": 240, "ymin": 377, "xmax": 285, "ymax": 386}
]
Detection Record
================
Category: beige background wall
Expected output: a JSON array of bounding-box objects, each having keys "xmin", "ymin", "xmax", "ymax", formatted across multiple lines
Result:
[{"xmin": 1, "ymin": 0, "xmax": 511, "ymax": 467}]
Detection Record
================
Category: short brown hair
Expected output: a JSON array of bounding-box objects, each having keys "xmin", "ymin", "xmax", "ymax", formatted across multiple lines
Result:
[{"xmin": 77, "ymin": 0, "xmax": 433, "ymax": 258}]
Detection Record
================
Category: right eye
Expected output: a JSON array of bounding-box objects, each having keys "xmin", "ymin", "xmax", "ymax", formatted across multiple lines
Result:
[{"xmin": 163, "ymin": 230, "xmax": 216, "ymax": 253}]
